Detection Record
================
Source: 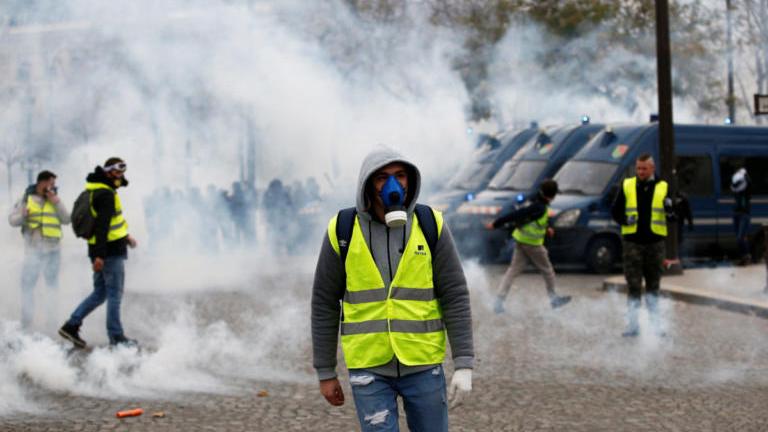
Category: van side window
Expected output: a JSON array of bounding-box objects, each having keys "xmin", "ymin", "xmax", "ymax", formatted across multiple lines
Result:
[
  {"xmin": 676, "ymin": 155, "xmax": 713, "ymax": 197},
  {"xmin": 720, "ymin": 156, "xmax": 768, "ymax": 195}
]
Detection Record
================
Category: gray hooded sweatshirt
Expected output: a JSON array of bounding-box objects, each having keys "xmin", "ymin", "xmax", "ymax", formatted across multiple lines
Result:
[{"xmin": 311, "ymin": 148, "xmax": 474, "ymax": 380}]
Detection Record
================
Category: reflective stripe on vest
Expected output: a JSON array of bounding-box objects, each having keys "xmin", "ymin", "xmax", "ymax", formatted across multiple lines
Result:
[
  {"xmin": 85, "ymin": 182, "xmax": 129, "ymax": 244},
  {"xmin": 25, "ymin": 196, "xmax": 62, "ymax": 239},
  {"xmin": 621, "ymin": 177, "xmax": 668, "ymax": 236},
  {"xmin": 327, "ymin": 209, "xmax": 446, "ymax": 369},
  {"xmin": 512, "ymin": 207, "xmax": 548, "ymax": 246}
]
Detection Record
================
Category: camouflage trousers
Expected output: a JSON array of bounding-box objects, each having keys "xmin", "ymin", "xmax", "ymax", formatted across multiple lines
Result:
[{"xmin": 622, "ymin": 240, "xmax": 665, "ymax": 303}]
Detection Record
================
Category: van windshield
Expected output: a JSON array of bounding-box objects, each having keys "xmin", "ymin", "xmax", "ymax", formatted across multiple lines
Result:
[
  {"xmin": 555, "ymin": 161, "xmax": 619, "ymax": 195},
  {"xmin": 487, "ymin": 158, "xmax": 518, "ymax": 189},
  {"xmin": 447, "ymin": 161, "xmax": 497, "ymax": 190},
  {"xmin": 499, "ymin": 160, "xmax": 547, "ymax": 191},
  {"xmin": 446, "ymin": 141, "xmax": 499, "ymax": 190}
]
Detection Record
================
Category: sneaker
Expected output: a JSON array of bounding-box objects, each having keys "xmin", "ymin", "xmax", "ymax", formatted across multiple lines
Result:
[
  {"xmin": 493, "ymin": 298, "xmax": 505, "ymax": 315},
  {"xmin": 109, "ymin": 335, "xmax": 138, "ymax": 348},
  {"xmin": 59, "ymin": 323, "xmax": 87, "ymax": 349},
  {"xmin": 550, "ymin": 295, "xmax": 572, "ymax": 309},
  {"xmin": 621, "ymin": 327, "xmax": 639, "ymax": 338}
]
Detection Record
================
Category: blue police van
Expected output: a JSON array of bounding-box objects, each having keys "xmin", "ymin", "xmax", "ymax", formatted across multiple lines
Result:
[
  {"xmin": 450, "ymin": 121, "xmax": 604, "ymax": 261},
  {"xmin": 428, "ymin": 126, "xmax": 538, "ymax": 214},
  {"xmin": 548, "ymin": 123, "xmax": 768, "ymax": 273}
]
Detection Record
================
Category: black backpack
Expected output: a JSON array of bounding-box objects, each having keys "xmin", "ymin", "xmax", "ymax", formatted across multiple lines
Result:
[
  {"xmin": 335, "ymin": 204, "xmax": 438, "ymax": 268},
  {"xmin": 71, "ymin": 190, "xmax": 96, "ymax": 239}
]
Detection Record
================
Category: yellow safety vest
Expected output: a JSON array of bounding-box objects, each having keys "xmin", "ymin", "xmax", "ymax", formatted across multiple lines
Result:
[
  {"xmin": 512, "ymin": 207, "xmax": 549, "ymax": 246},
  {"xmin": 25, "ymin": 195, "xmax": 62, "ymax": 239},
  {"xmin": 621, "ymin": 177, "xmax": 668, "ymax": 236},
  {"xmin": 327, "ymin": 210, "xmax": 446, "ymax": 369},
  {"xmin": 86, "ymin": 182, "xmax": 129, "ymax": 244}
]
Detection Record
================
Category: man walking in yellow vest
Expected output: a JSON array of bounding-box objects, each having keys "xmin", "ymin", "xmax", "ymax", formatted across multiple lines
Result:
[
  {"xmin": 488, "ymin": 179, "xmax": 572, "ymax": 314},
  {"xmin": 8, "ymin": 170, "xmax": 70, "ymax": 329},
  {"xmin": 59, "ymin": 158, "xmax": 138, "ymax": 348},
  {"xmin": 312, "ymin": 148, "xmax": 474, "ymax": 431},
  {"xmin": 611, "ymin": 153, "xmax": 673, "ymax": 337}
]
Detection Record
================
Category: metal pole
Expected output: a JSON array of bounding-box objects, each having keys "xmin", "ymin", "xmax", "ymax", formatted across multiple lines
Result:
[
  {"xmin": 726, "ymin": 0, "xmax": 736, "ymax": 123},
  {"xmin": 655, "ymin": 0, "xmax": 682, "ymax": 274}
]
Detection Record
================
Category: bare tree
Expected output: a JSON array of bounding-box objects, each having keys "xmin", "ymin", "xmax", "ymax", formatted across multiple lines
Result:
[{"xmin": 0, "ymin": 140, "xmax": 24, "ymax": 203}]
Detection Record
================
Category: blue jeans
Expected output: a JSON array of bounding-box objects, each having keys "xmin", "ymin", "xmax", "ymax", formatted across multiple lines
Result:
[
  {"xmin": 67, "ymin": 256, "xmax": 126, "ymax": 342},
  {"xmin": 20, "ymin": 249, "xmax": 60, "ymax": 328},
  {"xmin": 349, "ymin": 366, "xmax": 448, "ymax": 432},
  {"xmin": 734, "ymin": 213, "xmax": 751, "ymax": 256}
]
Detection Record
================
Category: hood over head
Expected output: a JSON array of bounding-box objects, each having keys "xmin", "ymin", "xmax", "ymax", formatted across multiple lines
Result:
[{"xmin": 356, "ymin": 148, "xmax": 421, "ymax": 220}]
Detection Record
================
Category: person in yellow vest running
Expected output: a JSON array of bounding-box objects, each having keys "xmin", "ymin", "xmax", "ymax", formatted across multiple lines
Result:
[
  {"xmin": 8, "ymin": 170, "xmax": 70, "ymax": 329},
  {"xmin": 59, "ymin": 158, "xmax": 138, "ymax": 348},
  {"xmin": 611, "ymin": 153, "xmax": 673, "ymax": 337},
  {"xmin": 487, "ymin": 179, "xmax": 572, "ymax": 314},
  {"xmin": 312, "ymin": 149, "xmax": 474, "ymax": 431}
]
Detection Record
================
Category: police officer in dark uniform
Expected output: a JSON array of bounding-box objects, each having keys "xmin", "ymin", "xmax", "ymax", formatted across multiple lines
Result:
[{"xmin": 611, "ymin": 153, "xmax": 673, "ymax": 337}]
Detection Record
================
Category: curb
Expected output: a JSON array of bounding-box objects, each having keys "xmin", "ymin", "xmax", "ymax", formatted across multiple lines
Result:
[{"xmin": 603, "ymin": 276, "xmax": 768, "ymax": 319}]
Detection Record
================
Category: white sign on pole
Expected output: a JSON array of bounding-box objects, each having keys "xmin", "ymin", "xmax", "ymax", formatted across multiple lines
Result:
[{"xmin": 755, "ymin": 94, "xmax": 768, "ymax": 115}]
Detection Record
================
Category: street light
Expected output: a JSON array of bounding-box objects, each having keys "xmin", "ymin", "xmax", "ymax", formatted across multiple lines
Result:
[{"xmin": 655, "ymin": 0, "xmax": 682, "ymax": 274}]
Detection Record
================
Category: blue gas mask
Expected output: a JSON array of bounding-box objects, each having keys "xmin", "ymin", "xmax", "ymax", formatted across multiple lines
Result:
[{"xmin": 379, "ymin": 175, "xmax": 407, "ymax": 227}]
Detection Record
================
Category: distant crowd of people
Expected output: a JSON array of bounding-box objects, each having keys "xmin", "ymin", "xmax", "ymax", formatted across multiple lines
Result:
[{"xmin": 142, "ymin": 177, "xmax": 323, "ymax": 254}]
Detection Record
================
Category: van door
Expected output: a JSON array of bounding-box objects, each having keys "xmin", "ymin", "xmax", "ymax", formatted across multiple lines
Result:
[
  {"xmin": 675, "ymin": 152, "xmax": 717, "ymax": 259},
  {"xmin": 717, "ymin": 152, "xmax": 768, "ymax": 259}
]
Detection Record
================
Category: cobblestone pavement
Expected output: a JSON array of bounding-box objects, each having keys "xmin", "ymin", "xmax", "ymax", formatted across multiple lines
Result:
[{"xmin": 2, "ymin": 266, "xmax": 768, "ymax": 431}]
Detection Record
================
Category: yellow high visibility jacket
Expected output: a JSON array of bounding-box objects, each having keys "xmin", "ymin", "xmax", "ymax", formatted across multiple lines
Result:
[
  {"xmin": 25, "ymin": 196, "xmax": 62, "ymax": 239},
  {"xmin": 621, "ymin": 177, "xmax": 668, "ymax": 236},
  {"xmin": 512, "ymin": 208, "xmax": 548, "ymax": 246},
  {"xmin": 327, "ymin": 210, "xmax": 446, "ymax": 369},
  {"xmin": 86, "ymin": 182, "xmax": 129, "ymax": 244}
]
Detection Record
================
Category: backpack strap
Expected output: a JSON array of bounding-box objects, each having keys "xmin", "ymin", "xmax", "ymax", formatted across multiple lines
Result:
[
  {"xmin": 414, "ymin": 204, "xmax": 438, "ymax": 254},
  {"xmin": 336, "ymin": 207, "xmax": 357, "ymax": 266}
]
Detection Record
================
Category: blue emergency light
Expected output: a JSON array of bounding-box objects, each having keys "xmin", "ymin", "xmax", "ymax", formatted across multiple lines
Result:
[
  {"xmin": 581, "ymin": 115, "xmax": 590, "ymax": 125},
  {"xmin": 516, "ymin": 193, "xmax": 525, "ymax": 203},
  {"xmin": 465, "ymin": 192, "xmax": 475, "ymax": 201}
]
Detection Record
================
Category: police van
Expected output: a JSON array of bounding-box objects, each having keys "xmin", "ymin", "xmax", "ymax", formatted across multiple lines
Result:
[
  {"xmin": 548, "ymin": 123, "xmax": 768, "ymax": 273},
  {"xmin": 429, "ymin": 126, "xmax": 538, "ymax": 215},
  {"xmin": 451, "ymin": 121, "xmax": 604, "ymax": 261}
]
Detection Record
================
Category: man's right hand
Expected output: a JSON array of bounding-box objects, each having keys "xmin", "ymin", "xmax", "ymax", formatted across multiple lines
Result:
[
  {"xmin": 92, "ymin": 257, "xmax": 104, "ymax": 272},
  {"xmin": 319, "ymin": 378, "xmax": 345, "ymax": 406}
]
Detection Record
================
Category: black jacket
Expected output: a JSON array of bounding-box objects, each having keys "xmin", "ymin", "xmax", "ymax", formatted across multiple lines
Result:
[
  {"xmin": 492, "ymin": 193, "xmax": 549, "ymax": 230},
  {"xmin": 87, "ymin": 167, "xmax": 129, "ymax": 259},
  {"xmin": 611, "ymin": 177, "xmax": 670, "ymax": 244}
]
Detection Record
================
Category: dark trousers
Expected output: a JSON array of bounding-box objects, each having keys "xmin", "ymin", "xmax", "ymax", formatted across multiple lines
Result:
[
  {"xmin": 622, "ymin": 240, "xmax": 665, "ymax": 304},
  {"xmin": 734, "ymin": 213, "xmax": 751, "ymax": 257}
]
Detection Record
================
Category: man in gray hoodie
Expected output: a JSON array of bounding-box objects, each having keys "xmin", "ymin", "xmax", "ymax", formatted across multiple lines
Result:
[{"xmin": 312, "ymin": 148, "xmax": 474, "ymax": 431}]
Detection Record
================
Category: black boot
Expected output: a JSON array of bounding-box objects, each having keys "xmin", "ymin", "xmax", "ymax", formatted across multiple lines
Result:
[
  {"xmin": 110, "ymin": 335, "xmax": 139, "ymax": 348},
  {"xmin": 58, "ymin": 323, "xmax": 87, "ymax": 349},
  {"xmin": 550, "ymin": 295, "xmax": 572, "ymax": 309}
]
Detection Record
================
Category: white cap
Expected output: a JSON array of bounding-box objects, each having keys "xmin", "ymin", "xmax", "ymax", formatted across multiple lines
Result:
[{"xmin": 731, "ymin": 168, "xmax": 747, "ymax": 193}]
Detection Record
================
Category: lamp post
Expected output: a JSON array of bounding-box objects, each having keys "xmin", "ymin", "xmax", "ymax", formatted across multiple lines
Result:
[{"xmin": 655, "ymin": 0, "xmax": 682, "ymax": 274}]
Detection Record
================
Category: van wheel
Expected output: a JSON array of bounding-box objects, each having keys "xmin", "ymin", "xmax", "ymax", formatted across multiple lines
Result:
[{"xmin": 587, "ymin": 237, "xmax": 619, "ymax": 274}]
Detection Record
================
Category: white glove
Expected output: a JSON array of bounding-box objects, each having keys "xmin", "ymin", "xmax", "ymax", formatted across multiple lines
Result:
[{"xmin": 447, "ymin": 369, "xmax": 472, "ymax": 410}]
